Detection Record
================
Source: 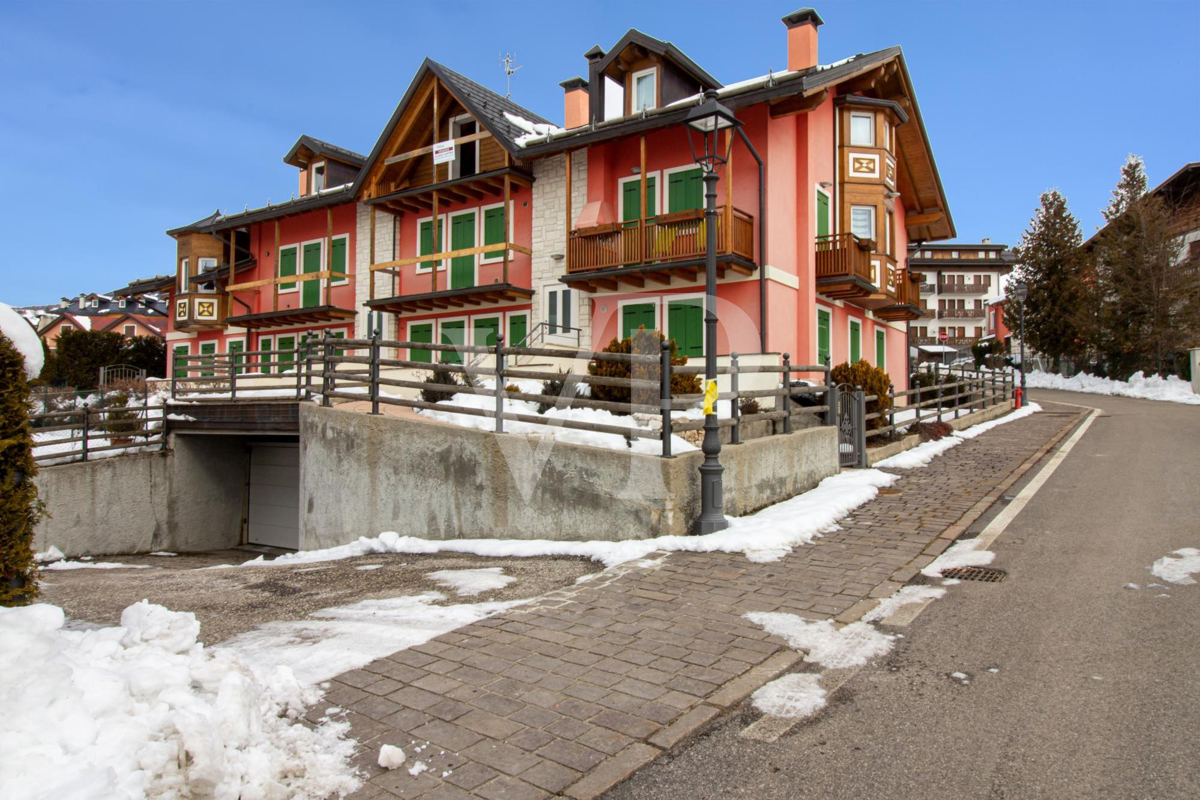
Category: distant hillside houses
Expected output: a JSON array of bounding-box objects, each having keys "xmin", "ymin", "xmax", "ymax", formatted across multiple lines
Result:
[{"xmin": 27, "ymin": 284, "xmax": 169, "ymax": 350}]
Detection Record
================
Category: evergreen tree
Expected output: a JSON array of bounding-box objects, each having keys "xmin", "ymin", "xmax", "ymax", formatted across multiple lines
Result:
[
  {"xmin": 1102, "ymin": 154, "xmax": 1149, "ymax": 223},
  {"xmin": 0, "ymin": 333, "xmax": 42, "ymax": 605},
  {"xmin": 1010, "ymin": 190, "xmax": 1091, "ymax": 372}
]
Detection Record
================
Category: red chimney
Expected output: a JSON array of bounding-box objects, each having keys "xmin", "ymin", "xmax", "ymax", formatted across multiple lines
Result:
[
  {"xmin": 782, "ymin": 8, "xmax": 824, "ymax": 72},
  {"xmin": 560, "ymin": 77, "xmax": 589, "ymax": 129}
]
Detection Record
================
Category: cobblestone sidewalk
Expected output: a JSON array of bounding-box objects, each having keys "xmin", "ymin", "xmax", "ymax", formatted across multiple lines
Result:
[{"xmin": 332, "ymin": 406, "xmax": 1082, "ymax": 799}]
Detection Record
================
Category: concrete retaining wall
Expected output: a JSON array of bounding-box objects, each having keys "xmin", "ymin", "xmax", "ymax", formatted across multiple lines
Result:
[
  {"xmin": 299, "ymin": 405, "xmax": 839, "ymax": 549},
  {"xmin": 865, "ymin": 400, "xmax": 1017, "ymax": 466},
  {"xmin": 33, "ymin": 435, "xmax": 248, "ymax": 557}
]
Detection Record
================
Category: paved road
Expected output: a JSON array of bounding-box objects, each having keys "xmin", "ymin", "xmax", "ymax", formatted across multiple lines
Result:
[{"xmin": 608, "ymin": 391, "xmax": 1200, "ymax": 799}]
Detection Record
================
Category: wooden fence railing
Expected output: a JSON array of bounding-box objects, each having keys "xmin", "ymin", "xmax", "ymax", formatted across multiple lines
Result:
[
  {"xmin": 863, "ymin": 365, "xmax": 1015, "ymax": 440},
  {"xmin": 28, "ymin": 390, "xmax": 165, "ymax": 466}
]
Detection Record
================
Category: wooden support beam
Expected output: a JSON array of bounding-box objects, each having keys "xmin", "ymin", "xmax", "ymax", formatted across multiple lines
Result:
[
  {"xmin": 371, "ymin": 241, "xmax": 528, "ymax": 270},
  {"xmin": 366, "ymin": 78, "xmax": 435, "ymax": 199},
  {"xmin": 325, "ymin": 207, "xmax": 334, "ymax": 306},
  {"xmin": 383, "ymin": 130, "xmax": 494, "ymax": 165},
  {"xmin": 272, "ymin": 220, "xmax": 280, "ymax": 311},
  {"xmin": 768, "ymin": 88, "xmax": 829, "ymax": 119},
  {"xmin": 369, "ymin": 205, "xmax": 376, "ymax": 302},
  {"xmin": 905, "ymin": 210, "xmax": 945, "ymax": 227},
  {"xmin": 645, "ymin": 271, "xmax": 672, "ymax": 286},
  {"xmin": 591, "ymin": 277, "xmax": 619, "ymax": 291},
  {"xmin": 617, "ymin": 273, "xmax": 645, "ymax": 289},
  {"xmin": 431, "ymin": 191, "xmax": 439, "ymax": 293},
  {"xmin": 227, "ymin": 270, "xmax": 334, "ymax": 292},
  {"xmin": 502, "ymin": 165, "xmax": 511, "ymax": 285}
]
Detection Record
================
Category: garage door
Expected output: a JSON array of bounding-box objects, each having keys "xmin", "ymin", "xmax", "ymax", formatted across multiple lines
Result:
[{"xmin": 247, "ymin": 444, "xmax": 299, "ymax": 549}]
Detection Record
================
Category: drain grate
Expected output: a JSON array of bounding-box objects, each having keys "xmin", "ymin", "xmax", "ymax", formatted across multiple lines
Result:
[{"xmin": 942, "ymin": 566, "xmax": 1007, "ymax": 582}]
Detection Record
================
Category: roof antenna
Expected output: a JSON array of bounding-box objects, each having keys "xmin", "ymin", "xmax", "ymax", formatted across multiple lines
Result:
[{"xmin": 499, "ymin": 52, "xmax": 522, "ymax": 99}]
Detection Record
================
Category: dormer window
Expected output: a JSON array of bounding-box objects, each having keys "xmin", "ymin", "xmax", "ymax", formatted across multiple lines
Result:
[
  {"xmin": 89, "ymin": 299, "xmax": 99, "ymax": 308},
  {"xmin": 850, "ymin": 112, "xmax": 874, "ymax": 146},
  {"xmin": 632, "ymin": 68, "xmax": 657, "ymax": 112},
  {"xmin": 119, "ymin": 298, "xmax": 126, "ymax": 308},
  {"xmin": 311, "ymin": 162, "xmax": 326, "ymax": 193}
]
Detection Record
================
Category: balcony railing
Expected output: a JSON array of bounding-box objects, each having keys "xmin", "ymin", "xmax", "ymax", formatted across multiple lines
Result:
[
  {"xmin": 938, "ymin": 308, "xmax": 986, "ymax": 319},
  {"xmin": 815, "ymin": 232, "xmax": 873, "ymax": 284},
  {"xmin": 938, "ymin": 281, "xmax": 990, "ymax": 294},
  {"xmin": 920, "ymin": 283, "xmax": 936, "ymax": 294},
  {"xmin": 567, "ymin": 208, "xmax": 753, "ymax": 274},
  {"xmin": 918, "ymin": 306, "xmax": 937, "ymax": 319},
  {"xmin": 913, "ymin": 336, "xmax": 978, "ymax": 347}
]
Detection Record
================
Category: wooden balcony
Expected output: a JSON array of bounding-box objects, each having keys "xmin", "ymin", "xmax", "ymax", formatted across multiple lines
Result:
[
  {"xmin": 173, "ymin": 292, "xmax": 228, "ymax": 330},
  {"xmin": 815, "ymin": 233, "xmax": 875, "ymax": 300},
  {"xmin": 565, "ymin": 208, "xmax": 754, "ymax": 290},
  {"xmin": 938, "ymin": 281, "xmax": 990, "ymax": 295},
  {"xmin": 938, "ymin": 308, "xmax": 986, "ymax": 320},
  {"xmin": 875, "ymin": 270, "xmax": 924, "ymax": 322}
]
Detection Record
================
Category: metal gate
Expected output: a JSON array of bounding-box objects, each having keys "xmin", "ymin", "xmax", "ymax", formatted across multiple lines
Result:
[
  {"xmin": 99, "ymin": 363, "xmax": 146, "ymax": 391},
  {"xmin": 836, "ymin": 383, "xmax": 867, "ymax": 468}
]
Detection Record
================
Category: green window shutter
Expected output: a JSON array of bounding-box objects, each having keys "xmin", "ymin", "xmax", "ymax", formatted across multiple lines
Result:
[
  {"xmin": 623, "ymin": 177, "xmax": 657, "ymax": 225},
  {"xmin": 667, "ymin": 299, "xmax": 703, "ymax": 357},
  {"xmin": 474, "ymin": 317, "xmax": 500, "ymax": 349},
  {"xmin": 669, "ymin": 168, "xmax": 703, "ymax": 213},
  {"xmin": 331, "ymin": 237, "xmax": 347, "ymax": 283},
  {"xmin": 621, "ymin": 303, "xmax": 656, "ymax": 340},
  {"xmin": 483, "ymin": 206, "xmax": 506, "ymax": 260},
  {"xmin": 302, "ymin": 243, "xmax": 322, "ymax": 307},
  {"xmin": 450, "ymin": 212, "xmax": 476, "ymax": 290},
  {"xmin": 277, "ymin": 336, "xmax": 296, "ymax": 372},
  {"xmin": 850, "ymin": 321, "xmax": 861, "ymax": 363},
  {"xmin": 876, "ymin": 329, "xmax": 886, "ymax": 369},
  {"xmin": 199, "ymin": 342, "xmax": 216, "ymax": 377},
  {"xmin": 173, "ymin": 345, "xmax": 189, "ymax": 375},
  {"xmin": 440, "ymin": 321, "xmax": 465, "ymax": 364},
  {"xmin": 508, "ymin": 314, "xmax": 528, "ymax": 347},
  {"xmin": 229, "ymin": 340, "xmax": 244, "ymax": 376},
  {"xmin": 257, "ymin": 338, "xmax": 272, "ymax": 374},
  {"xmin": 817, "ymin": 191, "xmax": 830, "ymax": 239},
  {"xmin": 278, "ymin": 248, "xmax": 297, "ymax": 291},
  {"xmin": 409, "ymin": 323, "xmax": 433, "ymax": 363},
  {"xmin": 817, "ymin": 309, "xmax": 831, "ymax": 364},
  {"xmin": 420, "ymin": 219, "xmax": 444, "ymax": 270}
]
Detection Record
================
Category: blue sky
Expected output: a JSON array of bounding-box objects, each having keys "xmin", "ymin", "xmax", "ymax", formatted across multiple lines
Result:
[{"xmin": 2, "ymin": 0, "xmax": 1197, "ymax": 305}]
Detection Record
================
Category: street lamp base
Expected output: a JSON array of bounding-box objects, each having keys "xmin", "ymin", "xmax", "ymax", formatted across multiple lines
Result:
[{"xmin": 695, "ymin": 515, "xmax": 730, "ymax": 535}]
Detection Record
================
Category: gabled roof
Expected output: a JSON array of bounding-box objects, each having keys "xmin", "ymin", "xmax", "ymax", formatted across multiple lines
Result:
[
  {"xmin": 166, "ymin": 183, "xmax": 354, "ymax": 235},
  {"xmin": 283, "ymin": 135, "xmax": 366, "ymax": 169},
  {"xmin": 98, "ymin": 313, "xmax": 164, "ymax": 336},
  {"xmin": 351, "ymin": 58, "xmax": 554, "ymax": 197},
  {"xmin": 1083, "ymin": 161, "xmax": 1200, "ymax": 249},
  {"xmin": 590, "ymin": 29, "xmax": 722, "ymax": 91}
]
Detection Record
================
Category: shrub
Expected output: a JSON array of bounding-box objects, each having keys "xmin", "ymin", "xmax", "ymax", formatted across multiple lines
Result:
[
  {"xmin": 122, "ymin": 336, "xmax": 167, "ymax": 378},
  {"xmin": 103, "ymin": 391, "xmax": 145, "ymax": 441},
  {"xmin": 54, "ymin": 329, "xmax": 125, "ymax": 390},
  {"xmin": 916, "ymin": 420, "xmax": 954, "ymax": 442},
  {"xmin": 738, "ymin": 398, "xmax": 760, "ymax": 416},
  {"xmin": 537, "ymin": 370, "xmax": 583, "ymax": 414},
  {"xmin": 587, "ymin": 327, "xmax": 700, "ymax": 410},
  {"xmin": 1, "ymin": 333, "xmax": 43, "ymax": 605},
  {"xmin": 831, "ymin": 359, "xmax": 893, "ymax": 430},
  {"xmin": 420, "ymin": 367, "xmax": 461, "ymax": 404},
  {"xmin": 504, "ymin": 384, "xmax": 521, "ymax": 394}
]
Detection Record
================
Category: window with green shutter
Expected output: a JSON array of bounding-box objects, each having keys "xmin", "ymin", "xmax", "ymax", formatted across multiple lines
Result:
[
  {"xmin": 482, "ymin": 206, "xmax": 506, "ymax": 261},
  {"xmin": 849, "ymin": 320, "xmax": 861, "ymax": 363},
  {"xmin": 667, "ymin": 299, "xmax": 703, "ymax": 357},
  {"xmin": 876, "ymin": 329, "xmax": 886, "ymax": 369},
  {"xmin": 278, "ymin": 247, "xmax": 297, "ymax": 291},
  {"xmin": 473, "ymin": 316, "xmax": 500, "ymax": 349},
  {"xmin": 301, "ymin": 242, "xmax": 322, "ymax": 308},
  {"xmin": 199, "ymin": 342, "xmax": 216, "ymax": 378},
  {"xmin": 257, "ymin": 336, "xmax": 273, "ymax": 374},
  {"xmin": 173, "ymin": 344, "xmax": 189, "ymax": 377},
  {"xmin": 667, "ymin": 168, "xmax": 703, "ymax": 213},
  {"xmin": 508, "ymin": 313, "xmax": 528, "ymax": 347},
  {"xmin": 817, "ymin": 308, "xmax": 831, "ymax": 365},
  {"xmin": 409, "ymin": 323, "xmax": 433, "ymax": 363},
  {"xmin": 331, "ymin": 237, "xmax": 347, "ymax": 284},
  {"xmin": 440, "ymin": 320, "xmax": 465, "ymax": 364},
  {"xmin": 276, "ymin": 335, "xmax": 296, "ymax": 373},
  {"xmin": 621, "ymin": 176, "xmax": 657, "ymax": 226},
  {"xmin": 817, "ymin": 190, "xmax": 830, "ymax": 239},
  {"xmin": 229, "ymin": 340, "xmax": 245, "ymax": 376},
  {"xmin": 419, "ymin": 218, "xmax": 444, "ymax": 271},
  {"xmin": 621, "ymin": 303, "xmax": 656, "ymax": 341}
]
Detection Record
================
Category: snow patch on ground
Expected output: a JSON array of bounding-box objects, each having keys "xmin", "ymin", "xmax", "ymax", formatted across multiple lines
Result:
[
  {"xmin": 861, "ymin": 585, "xmax": 947, "ymax": 623},
  {"xmin": 216, "ymin": 592, "xmax": 524, "ymax": 685},
  {"xmin": 41, "ymin": 559, "xmax": 155, "ymax": 571},
  {"xmin": 378, "ymin": 745, "xmax": 406, "ymax": 770},
  {"xmin": 1150, "ymin": 548, "xmax": 1200, "ymax": 585},
  {"xmin": 236, "ymin": 469, "xmax": 897, "ymax": 570},
  {"xmin": 34, "ymin": 545, "xmax": 66, "ymax": 564},
  {"xmin": 0, "ymin": 601, "xmax": 358, "ymax": 799},
  {"xmin": 751, "ymin": 673, "xmax": 826, "ymax": 719},
  {"xmin": 921, "ymin": 538, "xmax": 995, "ymax": 577},
  {"xmin": 744, "ymin": 613, "xmax": 894, "ymax": 669},
  {"xmin": 426, "ymin": 567, "xmax": 516, "ymax": 597},
  {"xmin": 876, "ymin": 403, "xmax": 1042, "ymax": 469},
  {"xmin": 1026, "ymin": 369, "xmax": 1200, "ymax": 405}
]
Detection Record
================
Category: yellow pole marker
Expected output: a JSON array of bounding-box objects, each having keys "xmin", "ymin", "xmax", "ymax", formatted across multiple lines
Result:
[{"xmin": 703, "ymin": 379, "xmax": 719, "ymax": 416}]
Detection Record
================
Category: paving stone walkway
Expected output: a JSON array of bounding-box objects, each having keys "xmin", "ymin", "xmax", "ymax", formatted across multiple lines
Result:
[{"xmin": 333, "ymin": 406, "xmax": 1082, "ymax": 799}]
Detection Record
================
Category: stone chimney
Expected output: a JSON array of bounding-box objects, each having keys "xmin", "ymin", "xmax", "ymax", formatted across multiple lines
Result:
[
  {"xmin": 782, "ymin": 8, "xmax": 824, "ymax": 73},
  {"xmin": 560, "ymin": 77, "xmax": 589, "ymax": 129}
]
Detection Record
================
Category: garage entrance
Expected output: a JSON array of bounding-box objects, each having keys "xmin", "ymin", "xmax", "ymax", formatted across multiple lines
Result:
[{"xmin": 247, "ymin": 443, "xmax": 300, "ymax": 549}]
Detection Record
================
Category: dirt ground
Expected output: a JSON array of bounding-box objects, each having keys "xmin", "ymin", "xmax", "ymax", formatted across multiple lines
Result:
[{"xmin": 39, "ymin": 548, "xmax": 601, "ymax": 645}]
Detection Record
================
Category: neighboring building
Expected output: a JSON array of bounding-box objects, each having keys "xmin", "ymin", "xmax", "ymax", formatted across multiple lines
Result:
[
  {"xmin": 38, "ymin": 291, "xmax": 167, "ymax": 350},
  {"xmin": 907, "ymin": 240, "xmax": 1015, "ymax": 358},
  {"xmin": 152, "ymin": 7, "xmax": 955, "ymax": 389},
  {"xmin": 1084, "ymin": 161, "xmax": 1200, "ymax": 259}
]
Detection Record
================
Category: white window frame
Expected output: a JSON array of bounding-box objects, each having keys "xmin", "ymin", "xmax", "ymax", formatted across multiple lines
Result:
[
  {"xmin": 123, "ymin": 324, "xmax": 136, "ymax": 337},
  {"xmin": 256, "ymin": 335, "xmax": 273, "ymax": 373},
  {"xmin": 617, "ymin": 171, "xmax": 662, "ymax": 223},
  {"xmin": 885, "ymin": 210, "xmax": 893, "ymax": 256},
  {"xmin": 330, "ymin": 232, "xmax": 350, "ymax": 285},
  {"xmin": 988, "ymin": 251, "xmax": 997, "ymax": 259},
  {"xmin": 436, "ymin": 315, "xmax": 469, "ymax": 363},
  {"xmin": 850, "ymin": 205, "xmax": 876, "ymax": 242},
  {"xmin": 848, "ymin": 316, "xmax": 863, "ymax": 361},
  {"xmin": 849, "ymin": 112, "xmax": 874, "ymax": 146},
  {"xmin": 196, "ymin": 257, "xmax": 218, "ymax": 293},
  {"xmin": 875, "ymin": 327, "xmax": 886, "ymax": 370},
  {"xmin": 504, "ymin": 310, "xmax": 530, "ymax": 347},
  {"xmin": 447, "ymin": 208, "xmax": 480, "ymax": 287},
  {"xmin": 815, "ymin": 185, "xmax": 832, "ymax": 239},
  {"xmin": 415, "ymin": 213, "xmax": 447, "ymax": 274},
  {"xmin": 544, "ymin": 285, "xmax": 578, "ymax": 344},
  {"xmin": 631, "ymin": 67, "xmax": 658, "ymax": 113},
  {"xmin": 469, "ymin": 313, "xmax": 503, "ymax": 347},
  {"xmin": 815, "ymin": 305, "xmax": 832, "ymax": 365},
  {"xmin": 178, "ymin": 257, "xmax": 190, "ymax": 294},
  {"xmin": 449, "ymin": 115, "xmax": 481, "ymax": 180},
  {"xmin": 311, "ymin": 161, "xmax": 326, "ymax": 193},
  {"xmin": 882, "ymin": 118, "xmax": 890, "ymax": 152},
  {"xmin": 118, "ymin": 298, "xmax": 127, "ymax": 309},
  {"xmin": 663, "ymin": 292, "xmax": 705, "ymax": 357},
  {"xmin": 60, "ymin": 323, "xmax": 74, "ymax": 335},
  {"xmin": 478, "ymin": 200, "xmax": 516, "ymax": 265},
  {"xmin": 277, "ymin": 244, "xmax": 300, "ymax": 294},
  {"xmin": 615, "ymin": 296, "xmax": 661, "ymax": 339},
  {"xmin": 663, "ymin": 164, "xmax": 703, "ymax": 211},
  {"xmin": 951, "ymin": 250, "xmax": 959, "ymax": 258},
  {"xmin": 405, "ymin": 319, "xmax": 436, "ymax": 362}
]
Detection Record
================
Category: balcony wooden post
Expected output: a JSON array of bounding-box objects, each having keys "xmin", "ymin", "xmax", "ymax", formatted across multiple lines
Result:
[
  {"xmin": 724, "ymin": 129, "xmax": 733, "ymax": 254},
  {"xmin": 432, "ymin": 77, "xmax": 440, "ymax": 293},
  {"xmin": 369, "ymin": 204, "xmax": 376, "ymax": 301},
  {"xmin": 272, "ymin": 220, "xmax": 280, "ymax": 312},
  {"xmin": 325, "ymin": 207, "xmax": 334, "ymax": 306},
  {"xmin": 503, "ymin": 165, "xmax": 511, "ymax": 285},
  {"xmin": 639, "ymin": 135, "xmax": 647, "ymax": 262}
]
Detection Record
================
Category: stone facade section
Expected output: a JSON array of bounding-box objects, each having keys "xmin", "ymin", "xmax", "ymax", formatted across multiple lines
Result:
[
  {"xmin": 530, "ymin": 151, "xmax": 589, "ymax": 346},
  {"xmin": 354, "ymin": 202, "xmax": 399, "ymax": 344}
]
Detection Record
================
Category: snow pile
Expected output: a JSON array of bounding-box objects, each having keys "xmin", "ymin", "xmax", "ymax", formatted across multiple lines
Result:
[
  {"xmin": 861, "ymin": 585, "xmax": 947, "ymax": 623},
  {"xmin": 744, "ymin": 613, "xmax": 894, "ymax": 669},
  {"xmin": 0, "ymin": 601, "xmax": 359, "ymax": 799},
  {"xmin": 1150, "ymin": 548, "xmax": 1200, "ymax": 585},
  {"xmin": 876, "ymin": 403, "xmax": 1042, "ymax": 469},
  {"xmin": 504, "ymin": 112, "xmax": 565, "ymax": 146},
  {"xmin": 751, "ymin": 673, "xmax": 826, "ymax": 719},
  {"xmin": 427, "ymin": 567, "xmax": 516, "ymax": 596},
  {"xmin": 238, "ymin": 469, "xmax": 897, "ymax": 570},
  {"xmin": 1025, "ymin": 370, "xmax": 1200, "ymax": 405},
  {"xmin": 0, "ymin": 300, "xmax": 45, "ymax": 379},
  {"xmin": 921, "ymin": 538, "xmax": 995, "ymax": 578},
  {"xmin": 417, "ymin": 387, "xmax": 698, "ymax": 455},
  {"xmin": 217, "ymin": 592, "xmax": 525, "ymax": 685},
  {"xmin": 378, "ymin": 745, "xmax": 406, "ymax": 770},
  {"xmin": 41, "ymin": 559, "xmax": 155, "ymax": 571},
  {"xmin": 34, "ymin": 545, "xmax": 66, "ymax": 564}
]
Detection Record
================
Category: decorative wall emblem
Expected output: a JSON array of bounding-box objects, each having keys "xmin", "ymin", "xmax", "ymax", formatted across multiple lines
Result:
[
  {"xmin": 885, "ymin": 158, "xmax": 896, "ymax": 187},
  {"xmin": 195, "ymin": 299, "xmax": 216, "ymax": 320},
  {"xmin": 849, "ymin": 152, "xmax": 879, "ymax": 178},
  {"xmin": 176, "ymin": 299, "xmax": 188, "ymax": 320}
]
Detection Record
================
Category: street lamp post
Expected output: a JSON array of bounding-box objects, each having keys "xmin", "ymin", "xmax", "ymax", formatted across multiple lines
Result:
[
  {"xmin": 685, "ymin": 90, "xmax": 741, "ymax": 535},
  {"xmin": 1011, "ymin": 281, "xmax": 1028, "ymax": 399}
]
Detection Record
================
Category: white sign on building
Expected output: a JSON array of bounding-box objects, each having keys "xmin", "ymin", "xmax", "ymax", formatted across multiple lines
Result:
[{"xmin": 432, "ymin": 140, "xmax": 456, "ymax": 165}]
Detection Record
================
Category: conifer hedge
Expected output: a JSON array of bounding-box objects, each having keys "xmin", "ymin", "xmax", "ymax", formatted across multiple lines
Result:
[{"xmin": 0, "ymin": 332, "xmax": 43, "ymax": 605}]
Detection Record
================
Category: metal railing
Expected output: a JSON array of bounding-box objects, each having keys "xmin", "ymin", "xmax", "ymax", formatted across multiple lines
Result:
[
  {"xmin": 938, "ymin": 281, "xmax": 991, "ymax": 295},
  {"xmin": 938, "ymin": 308, "xmax": 986, "ymax": 319},
  {"xmin": 29, "ymin": 388, "xmax": 165, "ymax": 466},
  {"xmin": 862, "ymin": 364, "xmax": 1015, "ymax": 442}
]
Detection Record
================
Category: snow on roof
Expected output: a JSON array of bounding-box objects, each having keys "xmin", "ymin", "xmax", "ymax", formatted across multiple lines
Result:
[
  {"xmin": 503, "ymin": 112, "xmax": 566, "ymax": 146},
  {"xmin": 918, "ymin": 344, "xmax": 959, "ymax": 353}
]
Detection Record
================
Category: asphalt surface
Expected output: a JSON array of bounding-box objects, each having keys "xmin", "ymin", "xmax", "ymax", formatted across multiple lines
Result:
[{"xmin": 607, "ymin": 391, "xmax": 1200, "ymax": 799}]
